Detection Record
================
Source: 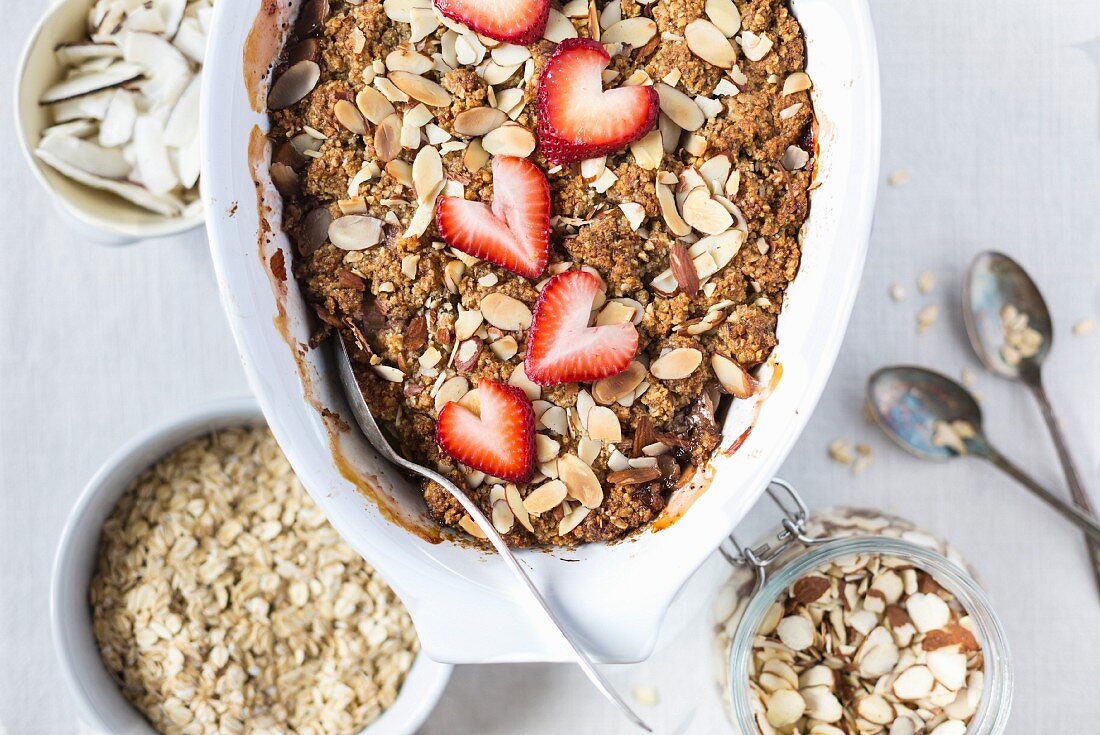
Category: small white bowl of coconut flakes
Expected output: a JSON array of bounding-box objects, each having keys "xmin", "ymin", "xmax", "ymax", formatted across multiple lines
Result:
[{"xmin": 15, "ymin": 0, "xmax": 210, "ymax": 244}]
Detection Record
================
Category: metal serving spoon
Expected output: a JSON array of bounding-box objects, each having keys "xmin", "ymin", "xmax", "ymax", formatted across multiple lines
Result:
[
  {"xmin": 963, "ymin": 251, "xmax": 1100, "ymax": 594},
  {"xmin": 333, "ymin": 337, "xmax": 652, "ymax": 732},
  {"xmin": 866, "ymin": 365, "xmax": 1100, "ymax": 542}
]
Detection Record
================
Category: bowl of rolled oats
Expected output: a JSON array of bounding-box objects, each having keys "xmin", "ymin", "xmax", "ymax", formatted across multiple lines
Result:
[
  {"xmin": 717, "ymin": 510, "xmax": 1013, "ymax": 735},
  {"xmin": 51, "ymin": 398, "xmax": 451, "ymax": 735}
]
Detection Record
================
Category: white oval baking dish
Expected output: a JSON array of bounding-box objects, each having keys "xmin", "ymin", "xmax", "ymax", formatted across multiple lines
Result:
[{"xmin": 200, "ymin": 0, "xmax": 880, "ymax": 664}]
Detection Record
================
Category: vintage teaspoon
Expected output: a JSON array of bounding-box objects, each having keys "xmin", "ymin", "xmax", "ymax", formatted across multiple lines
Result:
[
  {"xmin": 867, "ymin": 365, "xmax": 1100, "ymax": 542},
  {"xmin": 334, "ymin": 337, "xmax": 652, "ymax": 732},
  {"xmin": 963, "ymin": 251, "xmax": 1100, "ymax": 595}
]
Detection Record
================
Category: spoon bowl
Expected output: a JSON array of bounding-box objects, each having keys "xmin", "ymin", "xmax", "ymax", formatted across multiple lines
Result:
[
  {"xmin": 963, "ymin": 251, "xmax": 1052, "ymax": 380},
  {"xmin": 866, "ymin": 366, "xmax": 986, "ymax": 461}
]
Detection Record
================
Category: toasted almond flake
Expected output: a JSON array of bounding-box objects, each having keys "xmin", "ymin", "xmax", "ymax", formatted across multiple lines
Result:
[
  {"xmin": 738, "ymin": 31, "xmax": 774, "ymax": 62},
  {"xmin": 907, "ymin": 592, "xmax": 951, "ymax": 632},
  {"xmin": 776, "ymin": 615, "xmax": 814, "ymax": 651},
  {"xmin": 328, "ymin": 215, "xmax": 385, "ymax": 250},
  {"xmin": 454, "ymin": 308, "xmax": 484, "ymax": 341},
  {"xmin": 893, "ymin": 665, "xmax": 935, "ymax": 700},
  {"xmin": 385, "ymin": 160, "xmax": 414, "ymax": 188},
  {"xmin": 480, "ymin": 293, "xmax": 532, "ymax": 331},
  {"xmin": 530, "ymin": 436, "xmax": 559, "ymax": 467},
  {"xmin": 602, "ymin": 17, "xmax": 657, "ymax": 47},
  {"xmin": 491, "ymin": 499, "xmax": 515, "ymax": 533},
  {"xmin": 374, "ymin": 113, "xmax": 402, "ymax": 161},
  {"xmin": 655, "ymin": 83, "xmax": 705, "ymax": 131},
  {"xmin": 558, "ymin": 504, "xmax": 591, "ymax": 535},
  {"xmin": 765, "ymin": 689, "xmax": 805, "ymax": 728},
  {"xmin": 508, "ymin": 363, "xmax": 541, "ymax": 400},
  {"xmin": 412, "ymin": 145, "xmax": 444, "ymax": 204},
  {"xmin": 268, "ymin": 60, "xmax": 320, "ymax": 111},
  {"xmin": 656, "ymin": 176, "xmax": 691, "ymax": 237},
  {"xmin": 596, "ymin": 300, "xmax": 636, "ymax": 327},
  {"xmin": 386, "ymin": 45, "xmax": 433, "ymax": 74},
  {"xmin": 586, "ymin": 406, "xmax": 622, "ymax": 442},
  {"xmin": 629, "ymin": 130, "xmax": 664, "ymax": 170},
  {"xmin": 782, "ymin": 145, "xmax": 810, "ymax": 171},
  {"xmin": 682, "ymin": 188, "xmax": 734, "ymax": 234},
  {"xmin": 332, "ymin": 99, "xmax": 367, "ymax": 135},
  {"xmin": 481, "ymin": 123, "xmax": 536, "ymax": 158},
  {"xmin": 539, "ymin": 406, "xmax": 569, "ymax": 436},
  {"xmin": 543, "ymin": 9, "xmax": 578, "ymax": 42},
  {"xmin": 782, "ymin": 71, "xmax": 812, "ymax": 96},
  {"xmin": 372, "ymin": 365, "xmax": 405, "ymax": 382},
  {"xmin": 374, "ymin": 76, "xmax": 409, "ymax": 103},
  {"xmin": 711, "ymin": 354, "xmax": 754, "ymax": 398},
  {"xmin": 452, "ymin": 107, "xmax": 507, "ymax": 137},
  {"xmin": 388, "ymin": 71, "xmax": 452, "ymax": 107},
  {"xmin": 443, "ymin": 260, "xmax": 466, "ymax": 294},
  {"xmin": 463, "ymin": 138, "xmax": 490, "ymax": 172},
  {"xmin": 670, "ymin": 243, "xmax": 700, "ymax": 296},
  {"xmin": 1073, "ymin": 317, "xmax": 1096, "ymax": 336},
  {"xmin": 650, "ymin": 348, "xmax": 703, "ymax": 380},
  {"xmin": 917, "ymin": 270, "xmax": 935, "ymax": 294},
  {"xmin": 353, "ymin": 88, "xmax": 393, "ymax": 126},
  {"xmin": 705, "ymin": 0, "xmax": 741, "ymax": 36},
  {"xmin": 458, "ymin": 514, "xmax": 488, "ymax": 539},
  {"xmin": 685, "ymin": 19, "xmax": 737, "ymax": 68},
  {"xmin": 618, "ymin": 202, "xmax": 646, "ymax": 230},
  {"xmin": 699, "ymin": 154, "xmax": 732, "ymax": 194},
  {"xmin": 524, "ymin": 480, "xmax": 568, "ymax": 514},
  {"xmin": 489, "ymin": 335, "xmax": 519, "ymax": 360},
  {"xmin": 557, "ymin": 454, "xmax": 603, "ymax": 508},
  {"xmin": 779, "ymin": 102, "xmax": 803, "ymax": 120}
]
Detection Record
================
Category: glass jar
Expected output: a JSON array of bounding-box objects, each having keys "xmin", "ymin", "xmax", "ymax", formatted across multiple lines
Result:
[{"xmin": 715, "ymin": 481, "xmax": 1013, "ymax": 735}]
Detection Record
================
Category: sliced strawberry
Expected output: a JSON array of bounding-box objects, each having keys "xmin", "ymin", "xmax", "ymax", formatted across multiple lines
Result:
[
  {"xmin": 433, "ymin": 0, "xmax": 549, "ymax": 45},
  {"xmin": 436, "ymin": 155, "xmax": 550, "ymax": 279},
  {"xmin": 536, "ymin": 38, "xmax": 659, "ymax": 164},
  {"xmin": 525, "ymin": 271, "xmax": 638, "ymax": 386},
  {"xmin": 436, "ymin": 379, "xmax": 536, "ymax": 482}
]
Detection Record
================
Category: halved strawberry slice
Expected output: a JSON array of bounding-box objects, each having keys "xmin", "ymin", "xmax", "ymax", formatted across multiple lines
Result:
[
  {"xmin": 436, "ymin": 155, "xmax": 550, "ymax": 279},
  {"xmin": 536, "ymin": 38, "xmax": 659, "ymax": 164},
  {"xmin": 525, "ymin": 270, "xmax": 638, "ymax": 386},
  {"xmin": 433, "ymin": 0, "xmax": 549, "ymax": 45},
  {"xmin": 436, "ymin": 379, "xmax": 536, "ymax": 482}
]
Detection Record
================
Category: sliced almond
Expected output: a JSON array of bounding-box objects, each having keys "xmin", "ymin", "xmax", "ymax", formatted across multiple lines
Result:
[
  {"xmin": 504, "ymin": 484, "xmax": 533, "ymax": 532},
  {"xmin": 491, "ymin": 499, "xmax": 515, "ymax": 533},
  {"xmin": 386, "ymin": 45, "xmax": 433, "ymax": 74},
  {"xmin": 372, "ymin": 365, "xmax": 405, "ymax": 382},
  {"xmin": 765, "ymin": 689, "xmax": 805, "ymax": 728},
  {"xmin": 618, "ymin": 202, "xmax": 646, "ymax": 230},
  {"xmin": 412, "ymin": 145, "xmax": 444, "ymax": 204},
  {"xmin": 508, "ymin": 362, "xmax": 541, "ymax": 400},
  {"xmin": 453, "ymin": 107, "xmax": 508, "ymax": 136},
  {"xmin": 593, "ymin": 362, "xmax": 647, "ymax": 404},
  {"xmin": 333, "ymin": 99, "xmax": 367, "ymax": 135},
  {"xmin": 586, "ymin": 406, "xmax": 622, "ymax": 442},
  {"xmin": 268, "ymin": 60, "xmax": 320, "ymax": 111},
  {"xmin": 629, "ymin": 130, "xmax": 664, "ymax": 170},
  {"xmin": 535, "ymin": 434, "xmax": 562, "ymax": 463},
  {"xmin": 328, "ymin": 215, "xmax": 384, "ymax": 250},
  {"xmin": 855, "ymin": 694, "xmax": 895, "ymax": 726},
  {"xmin": 656, "ymin": 176, "xmax": 691, "ymax": 236},
  {"xmin": 524, "ymin": 480, "xmax": 568, "ymax": 514},
  {"xmin": 489, "ymin": 336, "xmax": 519, "ymax": 360},
  {"xmin": 650, "ymin": 348, "xmax": 703, "ymax": 380},
  {"xmin": 712, "ymin": 354, "xmax": 754, "ymax": 398},
  {"xmin": 374, "ymin": 113, "xmax": 402, "ymax": 161},
  {"xmin": 558, "ymin": 504, "xmax": 591, "ymax": 536},
  {"xmin": 670, "ymin": 243, "xmax": 700, "ymax": 296},
  {"xmin": 539, "ymin": 406, "xmax": 569, "ymax": 436},
  {"xmin": 705, "ymin": 0, "xmax": 741, "ymax": 37},
  {"xmin": 463, "ymin": 138, "xmax": 490, "ymax": 172},
  {"xmin": 782, "ymin": 71, "xmax": 812, "ymax": 96},
  {"xmin": 685, "ymin": 19, "xmax": 737, "ymax": 68},
  {"xmin": 481, "ymin": 123, "xmax": 536, "ymax": 158},
  {"xmin": 434, "ymin": 376, "xmax": 469, "ymax": 412},
  {"xmin": 388, "ymin": 71, "xmax": 452, "ymax": 107},
  {"xmin": 595, "ymin": 300, "xmax": 636, "ymax": 326},
  {"xmin": 893, "ymin": 665, "xmax": 935, "ymax": 701},
  {"xmin": 454, "ymin": 307, "xmax": 484, "ymax": 341},
  {"xmin": 601, "ymin": 17, "xmax": 657, "ymax": 47},
  {"xmin": 557, "ymin": 454, "xmax": 603, "ymax": 508},
  {"xmin": 458, "ymin": 514, "xmax": 488, "ymax": 539},
  {"xmin": 682, "ymin": 188, "xmax": 734, "ymax": 234},
  {"xmin": 655, "ymin": 83, "xmax": 705, "ymax": 131},
  {"xmin": 738, "ymin": 31, "xmax": 774, "ymax": 62},
  {"xmin": 776, "ymin": 615, "xmax": 814, "ymax": 651},
  {"xmin": 386, "ymin": 159, "xmax": 414, "ymax": 187},
  {"xmin": 480, "ymin": 293, "xmax": 532, "ymax": 331},
  {"xmin": 356, "ymin": 86, "xmax": 396, "ymax": 124}
]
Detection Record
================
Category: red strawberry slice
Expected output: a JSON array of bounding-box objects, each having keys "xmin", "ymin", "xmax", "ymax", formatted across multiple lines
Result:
[
  {"xmin": 433, "ymin": 0, "xmax": 549, "ymax": 45},
  {"xmin": 436, "ymin": 155, "xmax": 550, "ymax": 279},
  {"xmin": 436, "ymin": 379, "xmax": 536, "ymax": 482},
  {"xmin": 536, "ymin": 38, "xmax": 659, "ymax": 164},
  {"xmin": 525, "ymin": 270, "xmax": 638, "ymax": 386}
]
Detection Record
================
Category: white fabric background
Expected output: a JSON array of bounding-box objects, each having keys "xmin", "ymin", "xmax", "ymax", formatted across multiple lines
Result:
[{"xmin": 3, "ymin": 1, "xmax": 1100, "ymax": 732}]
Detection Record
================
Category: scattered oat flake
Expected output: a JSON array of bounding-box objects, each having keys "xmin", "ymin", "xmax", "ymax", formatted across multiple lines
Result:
[
  {"xmin": 1072, "ymin": 318, "xmax": 1095, "ymax": 336},
  {"xmin": 888, "ymin": 169, "xmax": 910, "ymax": 186}
]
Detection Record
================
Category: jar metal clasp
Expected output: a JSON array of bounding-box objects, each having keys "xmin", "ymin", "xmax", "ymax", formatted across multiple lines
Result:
[{"xmin": 719, "ymin": 479, "xmax": 828, "ymax": 593}]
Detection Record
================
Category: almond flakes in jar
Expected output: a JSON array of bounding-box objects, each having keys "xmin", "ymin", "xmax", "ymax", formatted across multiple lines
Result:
[{"xmin": 714, "ymin": 486, "xmax": 1012, "ymax": 735}]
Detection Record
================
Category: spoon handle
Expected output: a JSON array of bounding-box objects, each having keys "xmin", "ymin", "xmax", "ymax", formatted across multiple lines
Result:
[
  {"xmin": 983, "ymin": 446, "xmax": 1100, "ymax": 543},
  {"xmin": 1027, "ymin": 378, "xmax": 1100, "ymax": 596}
]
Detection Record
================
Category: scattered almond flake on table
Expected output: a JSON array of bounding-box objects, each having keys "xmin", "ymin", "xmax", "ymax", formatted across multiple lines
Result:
[
  {"xmin": 889, "ymin": 283, "xmax": 906, "ymax": 302},
  {"xmin": 916, "ymin": 304, "xmax": 940, "ymax": 334},
  {"xmin": 630, "ymin": 684, "xmax": 659, "ymax": 706},
  {"xmin": 917, "ymin": 271, "xmax": 935, "ymax": 294},
  {"xmin": 1072, "ymin": 317, "xmax": 1095, "ymax": 336},
  {"xmin": 34, "ymin": 0, "xmax": 212, "ymax": 217},
  {"xmin": 888, "ymin": 169, "xmax": 910, "ymax": 186},
  {"xmin": 827, "ymin": 439, "xmax": 854, "ymax": 465}
]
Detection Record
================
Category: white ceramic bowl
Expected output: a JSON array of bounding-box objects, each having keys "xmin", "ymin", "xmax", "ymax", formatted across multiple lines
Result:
[
  {"xmin": 51, "ymin": 397, "xmax": 452, "ymax": 735},
  {"xmin": 14, "ymin": 0, "xmax": 205, "ymax": 245},
  {"xmin": 200, "ymin": 0, "xmax": 881, "ymax": 664}
]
